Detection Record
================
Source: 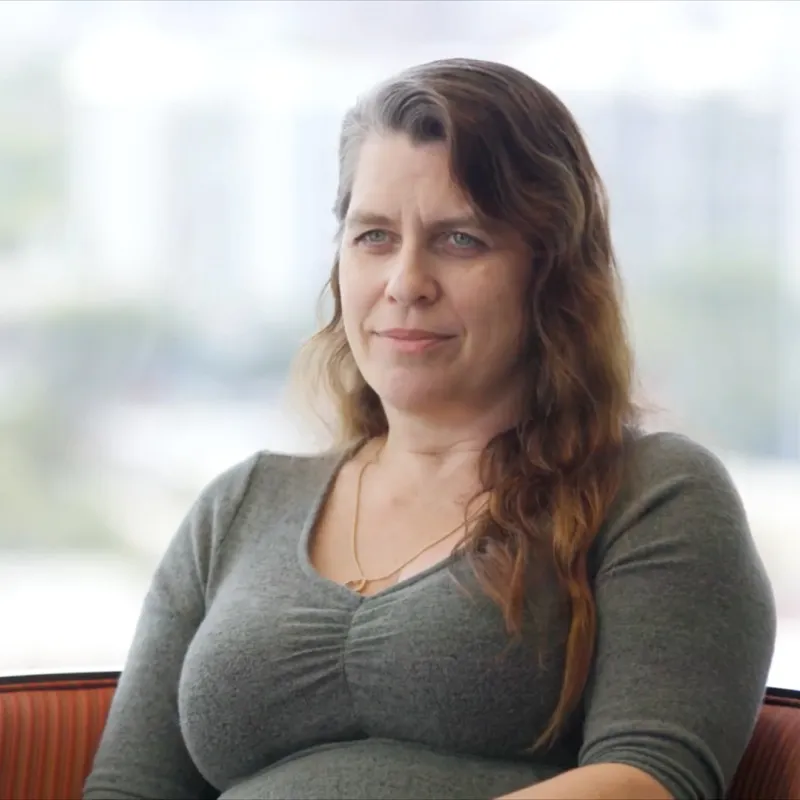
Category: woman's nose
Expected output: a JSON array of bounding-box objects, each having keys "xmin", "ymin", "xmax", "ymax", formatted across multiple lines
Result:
[{"xmin": 384, "ymin": 246, "xmax": 439, "ymax": 306}]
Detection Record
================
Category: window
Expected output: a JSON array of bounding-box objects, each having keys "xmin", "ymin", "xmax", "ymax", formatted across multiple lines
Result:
[{"xmin": 1, "ymin": 0, "xmax": 797, "ymax": 688}]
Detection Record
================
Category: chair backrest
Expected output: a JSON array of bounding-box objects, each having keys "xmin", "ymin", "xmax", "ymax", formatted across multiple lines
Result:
[
  {"xmin": 0, "ymin": 672, "xmax": 798, "ymax": 800},
  {"xmin": 0, "ymin": 673, "xmax": 117, "ymax": 800},
  {"xmin": 729, "ymin": 689, "xmax": 800, "ymax": 799}
]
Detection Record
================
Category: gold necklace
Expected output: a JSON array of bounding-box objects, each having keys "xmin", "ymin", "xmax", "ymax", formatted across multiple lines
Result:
[{"xmin": 344, "ymin": 446, "xmax": 487, "ymax": 594}]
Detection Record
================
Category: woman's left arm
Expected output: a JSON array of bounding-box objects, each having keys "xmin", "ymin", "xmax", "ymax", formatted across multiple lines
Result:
[
  {"xmin": 503, "ymin": 433, "xmax": 777, "ymax": 800},
  {"xmin": 499, "ymin": 762, "xmax": 671, "ymax": 799}
]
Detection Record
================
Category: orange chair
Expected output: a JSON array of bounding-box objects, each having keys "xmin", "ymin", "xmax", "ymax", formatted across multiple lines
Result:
[
  {"xmin": 0, "ymin": 672, "xmax": 116, "ymax": 800},
  {"xmin": 1, "ymin": 672, "xmax": 799, "ymax": 800}
]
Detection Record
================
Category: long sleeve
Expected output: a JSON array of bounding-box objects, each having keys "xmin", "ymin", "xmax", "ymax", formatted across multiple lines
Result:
[
  {"xmin": 578, "ymin": 433, "xmax": 777, "ymax": 799},
  {"xmin": 83, "ymin": 455, "xmax": 259, "ymax": 800}
]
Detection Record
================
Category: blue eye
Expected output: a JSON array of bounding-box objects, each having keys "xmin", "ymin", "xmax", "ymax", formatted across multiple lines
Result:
[
  {"xmin": 356, "ymin": 230, "xmax": 390, "ymax": 245},
  {"xmin": 449, "ymin": 232, "xmax": 477, "ymax": 248},
  {"xmin": 446, "ymin": 232, "xmax": 486, "ymax": 253}
]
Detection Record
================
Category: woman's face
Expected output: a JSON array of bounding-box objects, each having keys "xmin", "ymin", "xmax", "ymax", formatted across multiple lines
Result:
[{"xmin": 338, "ymin": 132, "xmax": 531, "ymax": 422}]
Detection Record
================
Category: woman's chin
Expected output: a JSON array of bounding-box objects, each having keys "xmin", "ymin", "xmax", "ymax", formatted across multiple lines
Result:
[{"xmin": 374, "ymin": 378, "xmax": 455, "ymax": 416}]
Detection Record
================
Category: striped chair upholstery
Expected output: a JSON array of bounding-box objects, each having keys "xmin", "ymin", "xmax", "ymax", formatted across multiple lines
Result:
[
  {"xmin": 729, "ymin": 690, "xmax": 800, "ymax": 799},
  {"xmin": 0, "ymin": 673, "xmax": 798, "ymax": 799},
  {"xmin": 0, "ymin": 673, "xmax": 116, "ymax": 800}
]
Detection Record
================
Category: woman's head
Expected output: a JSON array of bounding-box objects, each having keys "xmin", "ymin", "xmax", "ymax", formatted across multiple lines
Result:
[
  {"xmin": 305, "ymin": 57, "xmax": 634, "ymax": 442},
  {"xmin": 338, "ymin": 130, "xmax": 531, "ymax": 430},
  {"xmin": 296, "ymin": 58, "xmax": 638, "ymax": 747}
]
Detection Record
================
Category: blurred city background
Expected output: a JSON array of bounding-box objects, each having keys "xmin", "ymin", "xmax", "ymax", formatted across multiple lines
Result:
[{"xmin": 1, "ymin": 0, "xmax": 798, "ymax": 687}]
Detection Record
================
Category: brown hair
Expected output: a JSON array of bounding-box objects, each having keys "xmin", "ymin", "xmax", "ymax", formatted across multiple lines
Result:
[{"xmin": 295, "ymin": 58, "xmax": 638, "ymax": 748}]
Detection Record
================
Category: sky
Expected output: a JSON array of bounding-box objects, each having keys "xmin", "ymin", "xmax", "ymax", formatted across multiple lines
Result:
[{"xmin": 1, "ymin": 0, "xmax": 795, "ymax": 104}]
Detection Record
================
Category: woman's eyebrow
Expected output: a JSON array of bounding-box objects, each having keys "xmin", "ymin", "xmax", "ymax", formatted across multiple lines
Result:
[{"xmin": 346, "ymin": 209, "xmax": 487, "ymax": 231}]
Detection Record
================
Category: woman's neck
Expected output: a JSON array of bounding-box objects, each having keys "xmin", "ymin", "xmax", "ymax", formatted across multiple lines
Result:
[{"xmin": 372, "ymin": 400, "xmax": 519, "ymax": 484}]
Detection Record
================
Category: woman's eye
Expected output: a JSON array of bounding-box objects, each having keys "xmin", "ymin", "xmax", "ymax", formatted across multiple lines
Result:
[
  {"xmin": 447, "ymin": 232, "xmax": 483, "ymax": 251},
  {"xmin": 355, "ymin": 230, "xmax": 390, "ymax": 246}
]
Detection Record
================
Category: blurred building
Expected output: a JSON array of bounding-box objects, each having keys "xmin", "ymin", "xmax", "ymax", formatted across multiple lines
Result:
[
  {"xmin": 53, "ymin": 2, "xmax": 799, "ymax": 452},
  {"xmin": 575, "ymin": 95, "xmax": 784, "ymax": 279}
]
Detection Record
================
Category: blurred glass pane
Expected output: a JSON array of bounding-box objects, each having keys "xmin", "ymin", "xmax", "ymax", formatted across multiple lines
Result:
[{"xmin": 1, "ymin": 0, "xmax": 797, "ymax": 688}]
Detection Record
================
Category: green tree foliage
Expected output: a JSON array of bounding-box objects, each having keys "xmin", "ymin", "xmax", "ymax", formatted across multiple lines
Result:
[
  {"xmin": 630, "ymin": 252, "xmax": 798, "ymax": 457},
  {"xmin": 0, "ymin": 57, "xmax": 64, "ymax": 252}
]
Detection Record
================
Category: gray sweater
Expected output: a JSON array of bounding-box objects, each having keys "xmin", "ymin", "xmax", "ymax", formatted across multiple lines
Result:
[{"xmin": 83, "ymin": 432, "xmax": 776, "ymax": 800}]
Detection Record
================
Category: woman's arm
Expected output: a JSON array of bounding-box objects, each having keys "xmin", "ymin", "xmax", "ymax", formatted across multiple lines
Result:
[
  {"xmin": 499, "ymin": 763, "xmax": 672, "ymax": 799},
  {"xmin": 83, "ymin": 456, "xmax": 258, "ymax": 800},
  {"xmin": 509, "ymin": 433, "xmax": 775, "ymax": 799}
]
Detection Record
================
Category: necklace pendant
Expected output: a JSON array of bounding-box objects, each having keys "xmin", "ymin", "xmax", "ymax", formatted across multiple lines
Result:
[{"xmin": 345, "ymin": 577, "xmax": 368, "ymax": 593}]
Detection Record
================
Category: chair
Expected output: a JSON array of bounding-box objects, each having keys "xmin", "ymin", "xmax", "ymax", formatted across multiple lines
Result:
[
  {"xmin": 0, "ymin": 672, "xmax": 116, "ymax": 800},
  {"xmin": 1, "ymin": 672, "xmax": 798, "ymax": 799}
]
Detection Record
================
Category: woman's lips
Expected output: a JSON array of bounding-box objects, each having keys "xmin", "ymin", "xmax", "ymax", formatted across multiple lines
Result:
[{"xmin": 375, "ymin": 328, "xmax": 454, "ymax": 353}]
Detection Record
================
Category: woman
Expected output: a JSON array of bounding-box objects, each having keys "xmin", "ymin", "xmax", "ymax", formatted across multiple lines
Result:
[{"xmin": 83, "ymin": 58, "xmax": 776, "ymax": 800}]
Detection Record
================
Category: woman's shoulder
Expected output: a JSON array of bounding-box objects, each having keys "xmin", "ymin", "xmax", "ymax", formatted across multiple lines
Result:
[
  {"xmin": 619, "ymin": 427, "xmax": 735, "ymax": 489},
  {"xmin": 172, "ymin": 448, "xmax": 341, "ymax": 554},
  {"xmin": 593, "ymin": 428, "xmax": 757, "ymax": 568},
  {"xmin": 198, "ymin": 447, "xmax": 343, "ymax": 515},
  {"xmin": 156, "ymin": 448, "xmax": 344, "ymax": 588},
  {"xmin": 612, "ymin": 428, "xmax": 746, "ymax": 519}
]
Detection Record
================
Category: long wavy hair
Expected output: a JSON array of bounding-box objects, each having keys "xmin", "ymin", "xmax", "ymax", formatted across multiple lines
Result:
[{"xmin": 294, "ymin": 58, "xmax": 639, "ymax": 749}]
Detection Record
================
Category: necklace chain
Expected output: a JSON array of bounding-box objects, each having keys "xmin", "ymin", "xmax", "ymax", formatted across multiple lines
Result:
[{"xmin": 345, "ymin": 444, "xmax": 487, "ymax": 594}]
